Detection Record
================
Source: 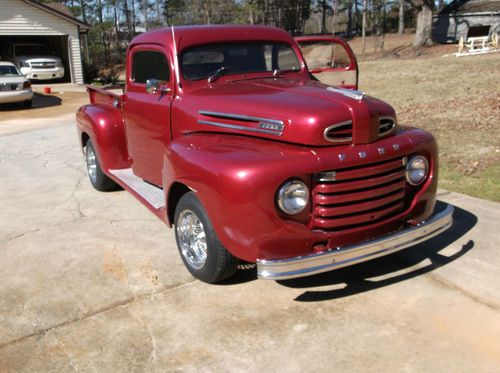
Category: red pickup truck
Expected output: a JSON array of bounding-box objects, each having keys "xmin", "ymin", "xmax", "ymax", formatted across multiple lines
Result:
[{"xmin": 76, "ymin": 25, "xmax": 453, "ymax": 283}]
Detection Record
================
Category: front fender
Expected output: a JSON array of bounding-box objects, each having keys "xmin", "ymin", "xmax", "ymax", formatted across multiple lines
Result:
[
  {"xmin": 163, "ymin": 134, "xmax": 321, "ymax": 262},
  {"xmin": 163, "ymin": 129, "xmax": 439, "ymax": 263},
  {"xmin": 76, "ymin": 104, "xmax": 130, "ymax": 172}
]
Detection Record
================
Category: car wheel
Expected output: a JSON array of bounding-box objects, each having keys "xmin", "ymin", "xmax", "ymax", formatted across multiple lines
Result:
[
  {"xmin": 24, "ymin": 100, "xmax": 32, "ymax": 108},
  {"xmin": 174, "ymin": 192, "xmax": 238, "ymax": 283},
  {"xmin": 85, "ymin": 140, "xmax": 118, "ymax": 191}
]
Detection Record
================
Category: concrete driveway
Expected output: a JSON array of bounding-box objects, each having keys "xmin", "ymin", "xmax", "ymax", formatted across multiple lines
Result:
[{"xmin": 0, "ymin": 114, "xmax": 499, "ymax": 372}]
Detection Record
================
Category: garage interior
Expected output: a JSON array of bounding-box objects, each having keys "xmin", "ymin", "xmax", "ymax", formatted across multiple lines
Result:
[{"xmin": 0, "ymin": 35, "xmax": 71, "ymax": 82}]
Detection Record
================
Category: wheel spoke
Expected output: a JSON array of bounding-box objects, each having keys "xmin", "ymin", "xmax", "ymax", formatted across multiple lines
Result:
[{"xmin": 177, "ymin": 209, "xmax": 208, "ymax": 270}]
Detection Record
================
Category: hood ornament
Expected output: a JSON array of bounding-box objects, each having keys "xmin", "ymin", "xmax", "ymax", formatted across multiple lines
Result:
[{"xmin": 327, "ymin": 86, "xmax": 364, "ymax": 101}]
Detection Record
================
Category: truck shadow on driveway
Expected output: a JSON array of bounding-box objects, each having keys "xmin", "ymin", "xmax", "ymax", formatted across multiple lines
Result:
[
  {"xmin": 278, "ymin": 201, "xmax": 477, "ymax": 302},
  {"xmin": 225, "ymin": 201, "xmax": 477, "ymax": 300}
]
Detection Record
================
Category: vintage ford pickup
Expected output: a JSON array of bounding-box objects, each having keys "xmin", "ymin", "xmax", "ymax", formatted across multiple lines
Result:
[{"xmin": 76, "ymin": 25, "xmax": 453, "ymax": 283}]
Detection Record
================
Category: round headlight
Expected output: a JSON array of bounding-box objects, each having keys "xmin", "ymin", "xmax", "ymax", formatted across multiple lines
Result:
[
  {"xmin": 406, "ymin": 155, "xmax": 429, "ymax": 186},
  {"xmin": 277, "ymin": 180, "xmax": 309, "ymax": 215}
]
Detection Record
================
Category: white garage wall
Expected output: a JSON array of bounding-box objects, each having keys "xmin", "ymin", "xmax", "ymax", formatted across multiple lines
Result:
[{"xmin": 0, "ymin": 0, "xmax": 84, "ymax": 83}]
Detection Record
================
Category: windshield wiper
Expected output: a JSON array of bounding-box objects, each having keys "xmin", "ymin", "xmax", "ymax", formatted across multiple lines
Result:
[{"xmin": 208, "ymin": 66, "xmax": 229, "ymax": 83}]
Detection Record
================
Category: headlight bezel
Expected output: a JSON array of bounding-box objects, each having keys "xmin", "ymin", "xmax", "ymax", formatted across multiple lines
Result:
[
  {"xmin": 405, "ymin": 155, "xmax": 429, "ymax": 186},
  {"xmin": 276, "ymin": 179, "xmax": 309, "ymax": 216}
]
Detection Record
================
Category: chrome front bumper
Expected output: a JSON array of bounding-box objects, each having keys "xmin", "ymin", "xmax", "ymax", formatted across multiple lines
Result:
[{"xmin": 257, "ymin": 204, "xmax": 454, "ymax": 280}]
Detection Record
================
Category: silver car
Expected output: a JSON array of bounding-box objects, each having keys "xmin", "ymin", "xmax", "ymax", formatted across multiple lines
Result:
[{"xmin": 0, "ymin": 62, "xmax": 33, "ymax": 107}]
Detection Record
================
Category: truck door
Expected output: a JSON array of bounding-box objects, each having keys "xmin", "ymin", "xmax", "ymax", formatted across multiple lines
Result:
[
  {"xmin": 294, "ymin": 36, "xmax": 358, "ymax": 90},
  {"xmin": 123, "ymin": 45, "xmax": 174, "ymax": 187}
]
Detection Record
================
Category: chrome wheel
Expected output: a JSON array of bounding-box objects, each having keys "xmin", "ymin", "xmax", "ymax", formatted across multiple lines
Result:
[
  {"xmin": 86, "ymin": 145, "xmax": 97, "ymax": 184},
  {"xmin": 176, "ymin": 209, "xmax": 208, "ymax": 270}
]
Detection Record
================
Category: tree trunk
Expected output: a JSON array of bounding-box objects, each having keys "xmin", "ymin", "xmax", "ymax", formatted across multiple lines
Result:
[
  {"xmin": 113, "ymin": 1, "xmax": 121, "ymax": 63},
  {"xmin": 123, "ymin": 0, "xmax": 133, "ymax": 41},
  {"xmin": 398, "ymin": 0, "xmax": 404, "ymax": 34},
  {"xmin": 79, "ymin": 0, "xmax": 87, "ymax": 23},
  {"xmin": 143, "ymin": 0, "xmax": 148, "ymax": 31},
  {"xmin": 354, "ymin": 0, "xmax": 360, "ymax": 33},
  {"xmin": 414, "ymin": 2, "xmax": 433, "ymax": 46},
  {"xmin": 321, "ymin": 0, "xmax": 326, "ymax": 33},
  {"xmin": 97, "ymin": 0, "xmax": 103, "ymax": 23},
  {"xmin": 347, "ymin": 0, "xmax": 353, "ymax": 37},
  {"xmin": 362, "ymin": 0, "xmax": 367, "ymax": 57},
  {"xmin": 204, "ymin": 1, "xmax": 211, "ymax": 24},
  {"xmin": 332, "ymin": 0, "xmax": 339, "ymax": 35}
]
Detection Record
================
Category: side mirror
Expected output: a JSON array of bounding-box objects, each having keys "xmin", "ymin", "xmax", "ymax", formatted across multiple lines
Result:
[
  {"xmin": 146, "ymin": 79, "xmax": 171, "ymax": 95},
  {"xmin": 146, "ymin": 79, "xmax": 160, "ymax": 94}
]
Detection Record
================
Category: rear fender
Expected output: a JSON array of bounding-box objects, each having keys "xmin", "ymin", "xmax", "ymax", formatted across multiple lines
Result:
[{"xmin": 76, "ymin": 104, "xmax": 130, "ymax": 171}]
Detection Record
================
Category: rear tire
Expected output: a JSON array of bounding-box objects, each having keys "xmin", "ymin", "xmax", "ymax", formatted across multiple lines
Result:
[
  {"xmin": 24, "ymin": 100, "xmax": 32, "ymax": 108},
  {"xmin": 174, "ymin": 192, "xmax": 238, "ymax": 283},
  {"xmin": 85, "ymin": 140, "xmax": 118, "ymax": 191}
]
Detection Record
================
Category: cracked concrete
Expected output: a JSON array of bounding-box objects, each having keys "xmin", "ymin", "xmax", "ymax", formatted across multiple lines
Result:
[{"xmin": 0, "ymin": 116, "xmax": 499, "ymax": 372}]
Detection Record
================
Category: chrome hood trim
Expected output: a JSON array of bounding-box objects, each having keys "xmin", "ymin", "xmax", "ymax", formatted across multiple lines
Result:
[{"xmin": 198, "ymin": 110, "xmax": 284, "ymax": 136}]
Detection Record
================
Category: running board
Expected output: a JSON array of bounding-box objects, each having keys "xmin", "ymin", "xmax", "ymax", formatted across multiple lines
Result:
[{"xmin": 109, "ymin": 168, "xmax": 165, "ymax": 209}]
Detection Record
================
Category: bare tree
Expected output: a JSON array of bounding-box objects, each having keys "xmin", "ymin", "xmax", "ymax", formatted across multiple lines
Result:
[
  {"xmin": 331, "ymin": 0, "xmax": 339, "ymax": 35},
  {"xmin": 362, "ymin": 0, "xmax": 367, "ymax": 57},
  {"xmin": 398, "ymin": 0, "xmax": 404, "ymax": 34},
  {"xmin": 407, "ymin": 0, "xmax": 434, "ymax": 46},
  {"xmin": 143, "ymin": 0, "xmax": 148, "ymax": 30}
]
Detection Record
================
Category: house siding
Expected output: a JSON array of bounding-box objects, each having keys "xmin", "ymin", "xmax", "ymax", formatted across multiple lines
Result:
[
  {"xmin": 0, "ymin": 0, "xmax": 85, "ymax": 83},
  {"xmin": 433, "ymin": 12, "xmax": 500, "ymax": 43}
]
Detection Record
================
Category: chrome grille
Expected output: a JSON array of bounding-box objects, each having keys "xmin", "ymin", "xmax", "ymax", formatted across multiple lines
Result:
[
  {"xmin": 324, "ymin": 121, "xmax": 353, "ymax": 143},
  {"xmin": 30, "ymin": 62, "xmax": 56, "ymax": 69},
  {"xmin": 313, "ymin": 157, "xmax": 407, "ymax": 230},
  {"xmin": 0, "ymin": 83, "xmax": 20, "ymax": 92},
  {"xmin": 379, "ymin": 117, "xmax": 396, "ymax": 137}
]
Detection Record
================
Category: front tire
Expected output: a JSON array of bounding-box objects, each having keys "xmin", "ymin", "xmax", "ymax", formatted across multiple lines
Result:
[
  {"xmin": 174, "ymin": 192, "xmax": 238, "ymax": 283},
  {"xmin": 85, "ymin": 140, "xmax": 117, "ymax": 191}
]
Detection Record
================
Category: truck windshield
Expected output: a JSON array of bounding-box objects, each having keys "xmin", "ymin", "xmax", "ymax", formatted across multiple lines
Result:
[
  {"xmin": 181, "ymin": 42, "xmax": 301, "ymax": 81},
  {"xmin": 0, "ymin": 65, "xmax": 21, "ymax": 77}
]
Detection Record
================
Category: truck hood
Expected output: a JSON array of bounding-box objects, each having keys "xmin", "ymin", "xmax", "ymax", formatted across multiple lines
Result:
[{"xmin": 181, "ymin": 78, "xmax": 397, "ymax": 146}]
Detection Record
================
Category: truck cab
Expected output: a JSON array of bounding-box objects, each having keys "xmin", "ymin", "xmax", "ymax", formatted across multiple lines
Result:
[{"xmin": 76, "ymin": 25, "xmax": 453, "ymax": 283}]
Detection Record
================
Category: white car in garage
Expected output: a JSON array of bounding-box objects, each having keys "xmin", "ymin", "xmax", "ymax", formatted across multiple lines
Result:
[
  {"xmin": 3, "ymin": 43, "xmax": 65, "ymax": 81},
  {"xmin": 0, "ymin": 61, "xmax": 33, "ymax": 107}
]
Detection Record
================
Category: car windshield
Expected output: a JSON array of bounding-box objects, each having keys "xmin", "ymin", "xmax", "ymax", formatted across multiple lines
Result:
[
  {"xmin": 15, "ymin": 45, "xmax": 51, "ymax": 55},
  {"xmin": 0, "ymin": 65, "xmax": 22, "ymax": 77},
  {"xmin": 181, "ymin": 42, "xmax": 301, "ymax": 81}
]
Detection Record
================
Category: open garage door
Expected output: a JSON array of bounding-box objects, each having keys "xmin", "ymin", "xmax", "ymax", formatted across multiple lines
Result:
[{"xmin": 0, "ymin": 35, "xmax": 71, "ymax": 82}]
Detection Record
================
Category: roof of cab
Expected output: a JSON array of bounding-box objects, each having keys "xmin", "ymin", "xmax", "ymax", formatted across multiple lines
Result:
[{"xmin": 129, "ymin": 25, "xmax": 295, "ymax": 50}]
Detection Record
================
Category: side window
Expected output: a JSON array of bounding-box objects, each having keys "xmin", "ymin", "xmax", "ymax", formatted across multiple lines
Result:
[
  {"xmin": 132, "ymin": 51, "xmax": 169, "ymax": 84},
  {"xmin": 299, "ymin": 41, "xmax": 351, "ymax": 69},
  {"xmin": 276, "ymin": 44, "xmax": 300, "ymax": 71},
  {"xmin": 263, "ymin": 44, "xmax": 300, "ymax": 71}
]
